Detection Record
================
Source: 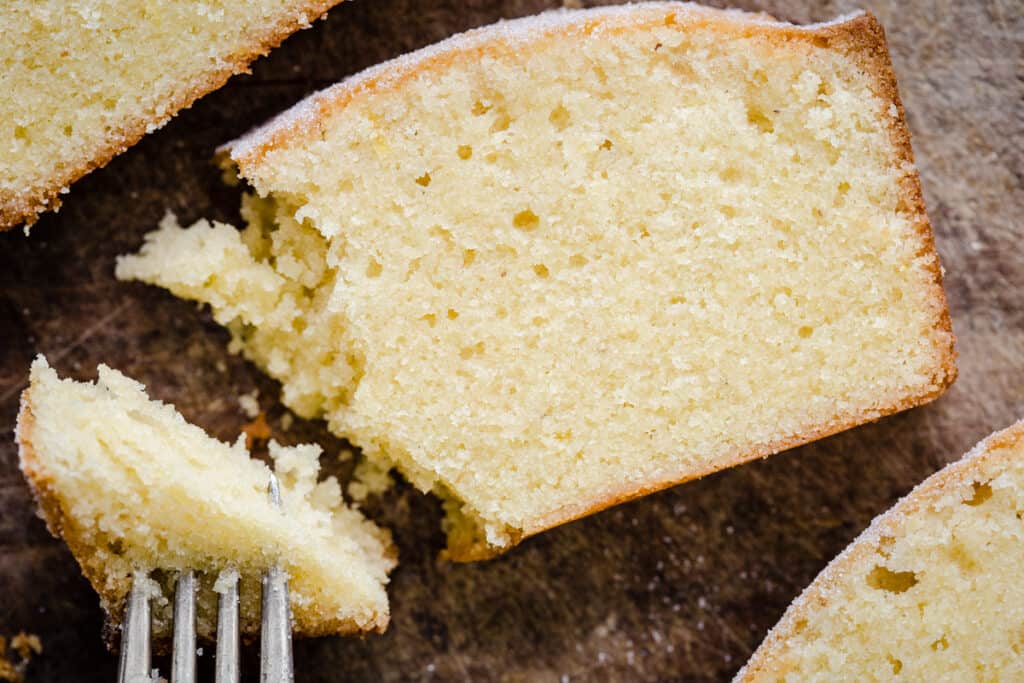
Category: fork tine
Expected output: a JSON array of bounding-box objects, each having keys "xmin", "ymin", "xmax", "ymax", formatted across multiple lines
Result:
[
  {"xmin": 118, "ymin": 477, "xmax": 295, "ymax": 683},
  {"xmin": 261, "ymin": 474, "xmax": 294, "ymax": 682},
  {"xmin": 118, "ymin": 570, "xmax": 151, "ymax": 683},
  {"xmin": 171, "ymin": 570, "xmax": 197, "ymax": 683},
  {"xmin": 260, "ymin": 563, "xmax": 293, "ymax": 683},
  {"xmin": 214, "ymin": 570, "xmax": 240, "ymax": 683}
]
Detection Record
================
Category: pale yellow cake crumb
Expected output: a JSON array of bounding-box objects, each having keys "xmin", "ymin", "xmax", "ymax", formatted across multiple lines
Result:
[
  {"xmin": 0, "ymin": 0, "xmax": 341, "ymax": 229},
  {"xmin": 348, "ymin": 458, "xmax": 395, "ymax": 503},
  {"xmin": 738, "ymin": 421, "xmax": 1024, "ymax": 682},
  {"xmin": 118, "ymin": 3, "xmax": 955, "ymax": 559},
  {"xmin": 238, "ymin": 388, "xmax": 261, "ymax": 418}
]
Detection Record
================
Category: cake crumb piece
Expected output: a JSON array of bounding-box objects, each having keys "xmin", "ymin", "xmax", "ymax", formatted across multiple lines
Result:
[
  {"xmin": 0, "ymin": 632, "xmax": 42, "ymax": 683},
  {"xmin": 241, "ymin": 412, "xmax": 272, "ymax": 450},
  {"xmin": 348, "ymin": 458, "xmax": 394, "ymax": 503},
  {"xmin": 8, "ymin": 635, "xmax": 40, "ymax": 661},
  {"xmin": 213, "ymin": 568, "xmax": 240, "ymax": 595},
  {"xmin": 238, "ymin": 389, "xmax": 260, "ymax": 418}
]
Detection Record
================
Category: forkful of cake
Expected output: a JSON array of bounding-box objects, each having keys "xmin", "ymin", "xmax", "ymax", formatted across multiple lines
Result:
[
  {"xmin": 17, "ymin": 359, "xmax": 395, "ymax": 682},
  {"xmin": 117, "ymin": 474, "xmax": 293, "ymax": 683}
]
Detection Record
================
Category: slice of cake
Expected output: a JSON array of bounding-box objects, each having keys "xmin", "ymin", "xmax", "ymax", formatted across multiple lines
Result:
[
  {"xmin": 736, "ymin": 420, "xmax": 1024, "ymax": 682},
  {"xmin": 117, "ymin": 3, "xmax": 956, "ymax": 560},
  {"xmin": 1, "ymin": 0, "xmax": 342, "ymax": 230},
  {"xmin": 17, "ymin": 357, "xmax": 395, "ymax": 643}
]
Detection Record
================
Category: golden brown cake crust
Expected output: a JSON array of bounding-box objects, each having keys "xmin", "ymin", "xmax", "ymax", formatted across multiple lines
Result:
[
  {"xmin": 733, "ymin": 420, "xmax": 1024, "ymax": 681},
  {"xmin": 0, "ymin": 0, "xmax": 341, "ymax": 231},
  {"xmin": 15, "ymin": 376, "xmax": 387, "ymax": 649}
]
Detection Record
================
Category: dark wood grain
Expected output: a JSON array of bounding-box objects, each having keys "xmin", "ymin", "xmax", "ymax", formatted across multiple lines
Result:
[{"xmin": 1, "ymin": 0, "xmax": 1021, "ymax": 681}]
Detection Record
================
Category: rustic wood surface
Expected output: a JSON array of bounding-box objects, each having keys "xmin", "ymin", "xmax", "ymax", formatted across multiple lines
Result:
[{"xmin": 0, "ymin": 0, "xmax": 1020, "ymax": 680}]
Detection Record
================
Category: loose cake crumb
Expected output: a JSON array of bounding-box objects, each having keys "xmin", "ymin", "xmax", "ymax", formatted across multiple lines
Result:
[
  {"xmin": 241, "ymin": 411, "xmax": 272, "ymax": 450},
  {"xmin": 238, "ymin": 389, "xmax": 260, "ymax": 418},
  {"xmin": 348, "ymin": 458, "xmax": 394, "ymax": 503},
  {"xmin": 0, "ymin": 632, "xmax": 42, "ymax": 683}
]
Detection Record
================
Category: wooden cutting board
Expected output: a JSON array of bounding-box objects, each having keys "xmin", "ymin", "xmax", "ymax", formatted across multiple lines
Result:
[{"xmin": 0, "ymin": 1, "xmax": 1020, "ymax": 680}]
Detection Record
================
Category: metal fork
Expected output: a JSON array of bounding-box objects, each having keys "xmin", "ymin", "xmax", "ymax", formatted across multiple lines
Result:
[{"xmin": 117, "ymin": 474, "xmax": 294, "ymax": 683}]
